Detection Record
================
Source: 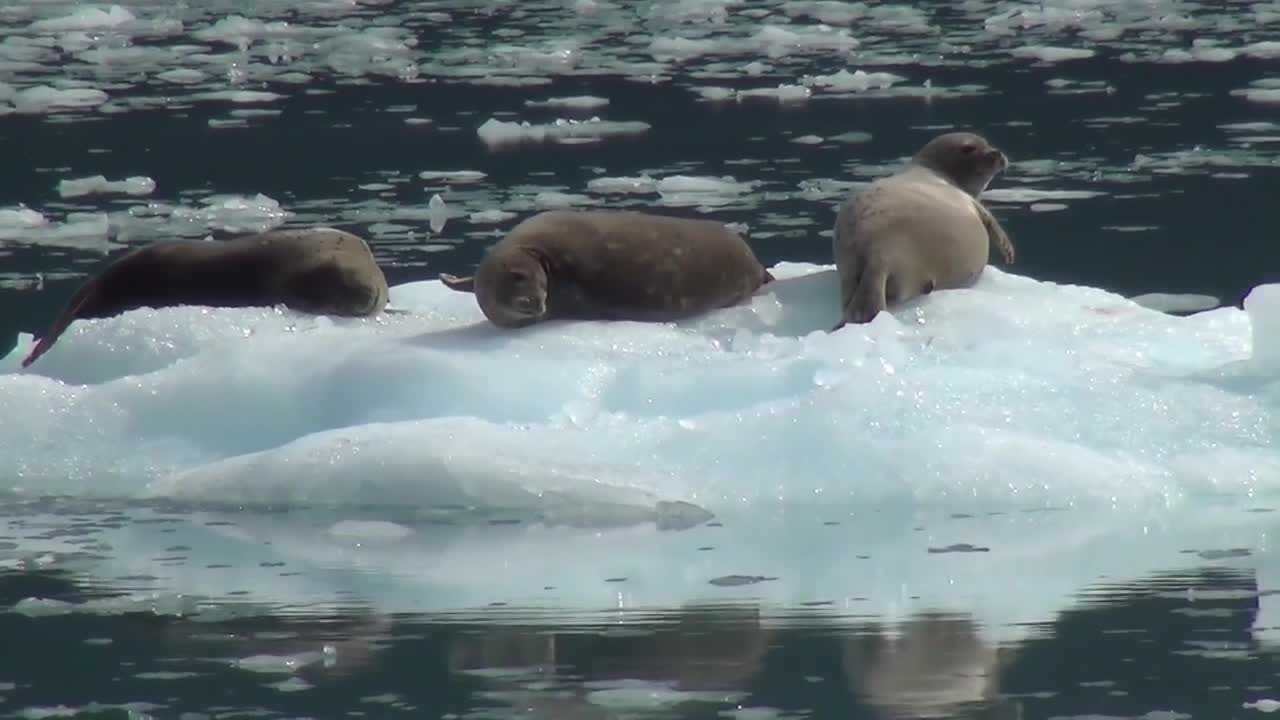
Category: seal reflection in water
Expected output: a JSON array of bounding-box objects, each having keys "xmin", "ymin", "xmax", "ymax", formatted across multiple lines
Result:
[
  {"xmin": 832, "ymin": 131, "xmax": 1017, "ymax": 330},
  {"xmin": 440, "ymin": 209, "xmax": 775, "ymax": 328},
  {"xmin": 21, "ymin": 227, "xmax": 390, "ymax": 368}
]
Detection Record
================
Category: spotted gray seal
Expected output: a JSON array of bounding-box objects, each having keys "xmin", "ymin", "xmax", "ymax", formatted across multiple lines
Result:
[
  {"xmin": 21, "ymin": 227, "xmax": 390, "ymax": 367},
  {"xmin": 831, "ymin": 131, "xmax": 1017, "ymax": 330},
  {"xmin": 439, "ymin": 210, "xmax": 775, "ymax": 328}
]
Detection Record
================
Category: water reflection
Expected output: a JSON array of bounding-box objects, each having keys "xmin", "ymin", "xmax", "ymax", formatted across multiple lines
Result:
[
  {"xmin": 3, "ymin": 566, "xmax": 1274, "ymax": 718},
  {"xmin": 843, "ymin": 613, "xmax": 1018, "ymax": 720}
]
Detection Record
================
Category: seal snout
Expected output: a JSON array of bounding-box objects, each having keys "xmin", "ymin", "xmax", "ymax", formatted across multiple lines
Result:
[
  {"xmin": 985, "ymin": 147, "xmax": 1008, "ymax": 171},
  {"xmin": 511, "ymin": 295, "xmax": 542, "ymax": 315}
]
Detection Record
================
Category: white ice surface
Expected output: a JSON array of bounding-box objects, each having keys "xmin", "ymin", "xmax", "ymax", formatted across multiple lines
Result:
[
  {"xmin": 4, "ymin": 263, "xmax": 1279, "ymax": 513},
  {"xmin": 1, "ymin": 262, "xmax": 1279, "ymax": 630}
]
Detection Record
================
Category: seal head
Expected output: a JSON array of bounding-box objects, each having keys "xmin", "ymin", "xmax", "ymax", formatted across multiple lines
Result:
[
  {"xmin": 912, "ymin": 131, "xmax": 1008, "ymax": 197},
  {"xmin": 473, "ymin": 247, "xmax": 550, "ymax": 328}
]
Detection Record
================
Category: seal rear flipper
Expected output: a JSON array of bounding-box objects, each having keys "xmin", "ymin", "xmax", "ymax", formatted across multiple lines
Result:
[
  {"xmin": 439, "ymin": 273, "xmax": 476, "ymax": 293},
  {"xmin": 21, "ymin": 272, "xmax": 106, "ymax": 368},
  {"xmin": 837, "ymin": 258, "xmax": 889, "ymax": 328},
  {"xmin": 20, "ymin": 336, "xmax": 55, "ymax": 368},
  {"xmin": 975, "ymin": 201, "xmax": 1015, "ymax": 264}
]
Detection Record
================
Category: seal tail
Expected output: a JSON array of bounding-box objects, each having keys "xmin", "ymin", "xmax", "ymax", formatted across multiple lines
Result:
[
  {"xmin": 21, "ymin": 274, "xmax": 103, "ymax": 368},
  {"xmin": 832, "ymin": 254, "xmax": 888, "ymax": 331}
]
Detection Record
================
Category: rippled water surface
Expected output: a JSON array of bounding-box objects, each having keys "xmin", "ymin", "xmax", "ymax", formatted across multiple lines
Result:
[{"xmin": 3, "ymin": 1, "xmax": 1280, "ymax": 718}]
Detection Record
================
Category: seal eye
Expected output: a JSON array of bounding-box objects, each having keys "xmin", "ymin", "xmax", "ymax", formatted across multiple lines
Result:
[
  {"xmin": 961, "ymin": 144, "xmax": 976, "ymax": 155},
  {"xmin": 509, "ymin": 269, "xmax": 529, "ymax": 282}
]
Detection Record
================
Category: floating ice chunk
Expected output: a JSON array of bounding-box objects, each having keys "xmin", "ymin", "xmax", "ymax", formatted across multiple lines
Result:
[
  {"xmin": 655, "ymin": 174, "xmax": 758, "ymax": 206},
  {"xmin": 327, "ymin": 520, "xmax": 413, "ymax": 542},
  {"xmin": 418, "ymin": 170, "xmax": 487, "ymax": 184},
  {"xmin": 533, "ymin": 191, "xmax": 594, "ymax": 208},
  {"xmin": 29, "ymin": 5, "xmax": 136, "ymax": 32},
  {"xmin": 1193, "ymin": 46, "xmax": 1239, "ymax": 63},
  {"xmin": 1232, "ymin": 84, "xmax": 1280, "ymax": 104},
  {"xmin": 524, "ymin": 95, "xmax": 610, "ymax": 110},
  {"xmin": 0, "ymin": 207, "xmax": 48, "ymax": 237},
  {"xmin": 195, "ymin": 90, "xmax": 285, "ymax": 104},
  {"xmin": 427, "ymin": 194, "xmax": 449, "ymax": 233},
  {"xmin": 694, "ymin": 86, "xmax": 737, "ymax": 101},
  {"xmin": 1010, "ymin": 46, "xmax": 1096, "ymax": 62},
  {"xmin": 751, "ymin": 24, "xmax": 859, "ymax": 58},
  {"xmin": 647, "ymin": 36, "xmax": 722, "ymax": 60},
  {"xmin": 476, "ymin": 116, "xmax": 650, "ymax": 147},
  {"xmin": 12, "ymin": 85, "xmax": 108, "ymax": 113},
  {"xmin": 786, "ymin": 181, "xmax": 848, "ymax": 210},
  {"xmin": 488, "ymin": 41, "xmax": 581, "ymax": 73},
  {"xmin": 982, "ymin": 188, "xmax": 1106, "ymax": 203},
  {"xmin": 234, "ymin": 648, "xmax": 335, "ymax": 675},
  {"xmin": 1220, "ymin": 122, "xmax": 1280, "ymax": 132},
  {"xmin": 1131, "ymin": 293, "xmax": 1221, "ymax": 315},
  {"xmin": 1245, "ymin": 285, "xmax": 1280, "ymax": 369},
  {"xmin": 166, "ymin": 193, "xmax": 291, "ymax": 234},
  {"xmin": 785, "ymin": 1, "xmax": 871, "ymax": 25},
  {"xmin": 1244, "ymin": 699, "xmax": 1280, "ymax": 713},
  {"xmin": 192, "ymin": 15, "xmax": 302, "ymax": 49},
  {"xmin": 57, "ymin": 175, "xmax": 157, "ymax": 199},
  {"xmin": 656, "ymin": 175, "xmax": 753, "ymax": 194},
  {"xmin": 803, "ymin": 68, "xmax": 906, "ymax": 92},
  {"xmin": 155, "ymin": 68, "xmax": 207, "ymax": 84},
  {"xmin": 827, "ymin": 131, "xmax": 872, "ymax": 144},
  {"xmin": 791, "ymin": 134, "xmax": 824, "ymax": 145},
  {"xmin": 587, "ymin": 175, "xmax": 658, "ymax": 194},
  {"xmin": 736, "ymin": 84, "xmax": 812, "ymax": 102},
  {"xmin": 316, "ymin": 27, "xmax": 421, "ymax": 79},
  {"xmin": 1244, "ymin": 42, "xmax": 1280, "ymax": 59},
  {"xmin": 587, "ymin": 682, "xmax": 746, "ymax": 709},
  {"xmin": 14, "ymin": 593, "xmax": 200, "ymax": 618},
  {"xmin": 0, "ymin": 211, "xmax": 112, "ymax": 249},
  {"xmin": 469, "ymin": 209, "xmax": 517, "ymax": 224}
]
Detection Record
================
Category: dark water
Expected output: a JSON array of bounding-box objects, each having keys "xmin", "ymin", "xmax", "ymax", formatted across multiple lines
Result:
[
  {"xmin": 2, "ymin": 1, "xmax": 1280, "ymax": 717},
  {"xmin": 2, "ymin": 567, "xmax": 1279, "ymax": 719}
]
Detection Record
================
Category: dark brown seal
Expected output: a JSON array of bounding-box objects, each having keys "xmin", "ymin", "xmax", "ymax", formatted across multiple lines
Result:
[
  {"xmin": 832, "ymin": 131, "xmax": 1016, "ymax": 330},
  {"xmin": 22, "ymin": 227, "xmax": 390, "ymax": 367},
  {"xmin": 439, "ymin": 210, "xmax": 775, "ymax": 328}
]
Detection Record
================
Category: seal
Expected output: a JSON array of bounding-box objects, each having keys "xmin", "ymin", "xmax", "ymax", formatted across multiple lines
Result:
[
  {"xmin": 831, "ymin": 131, "xmax": 1016, "ymax": 329},
  {"xmin": 439, "ymin": 209, "xmax": 775, "ymax": 328},
  {"xmin": 21, "ymin": 227, "xmax": 390, "ymax": 367}
]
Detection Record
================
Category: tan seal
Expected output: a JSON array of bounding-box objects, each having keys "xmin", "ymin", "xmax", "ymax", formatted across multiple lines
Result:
[
  {"xmin": 831, "ymin": 131, "xmax": 1016, "ymax": 330},
  {"xmin": 21, "ymin": 227, "xmax": 390, "ymax": 367},
  {"xmin": 439, "ymin": 210, "xmax": 775, "ymax": 328}
]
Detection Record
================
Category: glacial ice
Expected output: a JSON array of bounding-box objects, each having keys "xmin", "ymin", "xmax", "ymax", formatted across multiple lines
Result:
[{"xmin": 4, "ymin": 263, "xmax": 1279, "ymax": 520}]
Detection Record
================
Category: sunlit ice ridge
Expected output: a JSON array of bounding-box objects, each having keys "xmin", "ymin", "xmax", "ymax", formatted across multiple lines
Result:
[{"xmin": 3, "ymin": 263, "xmax": 1280, "ymax": 631}]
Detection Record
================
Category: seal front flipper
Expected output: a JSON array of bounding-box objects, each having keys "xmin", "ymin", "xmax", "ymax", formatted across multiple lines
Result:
[
  {"xmin": 439, "ymin": 273, "xmax": 476, "ymax": 293},
  {"xmin": 547, "ymin": 279, "xmax": 644, "ymax": 321},
  {"xmin": 975, "ymin": 201, "xmax": 1015, "ymax": 264}
]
